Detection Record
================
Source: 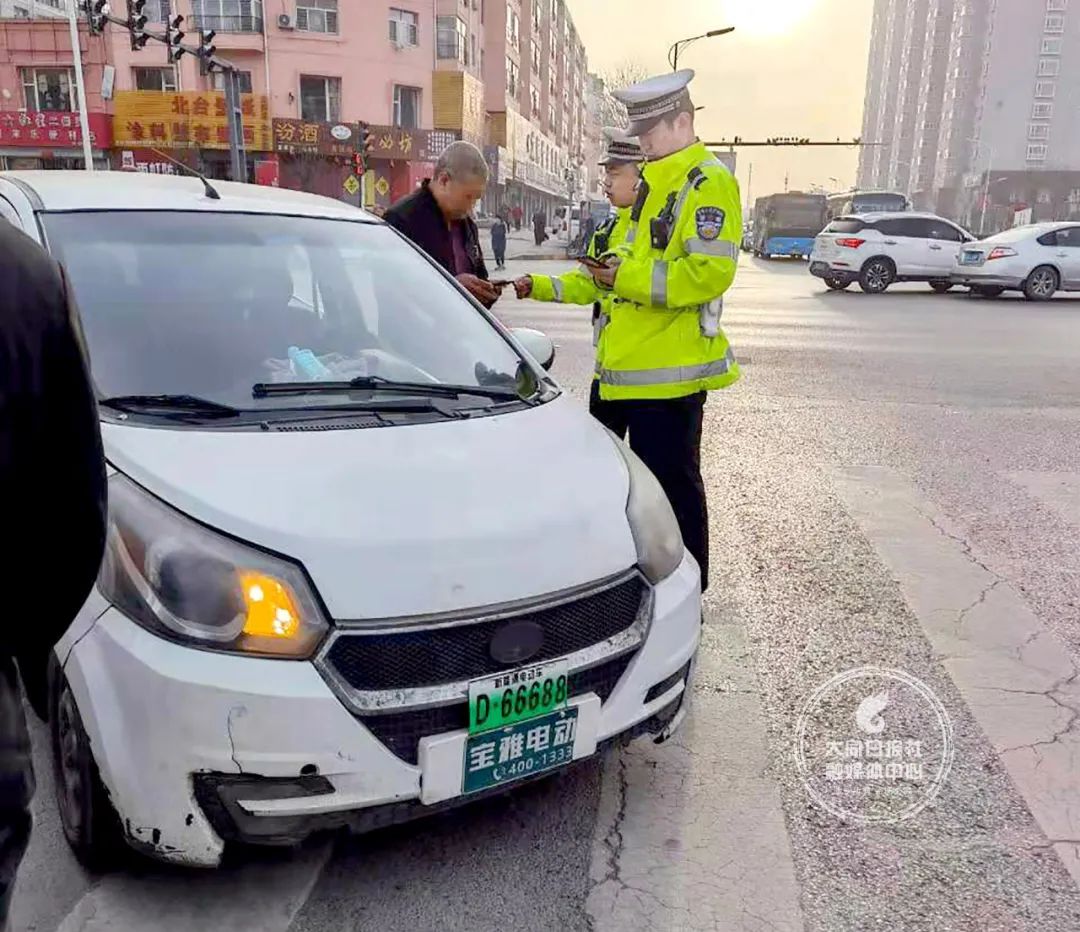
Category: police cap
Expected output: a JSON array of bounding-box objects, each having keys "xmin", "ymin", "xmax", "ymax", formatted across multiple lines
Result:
[
  {"xmin": 612, "ymin": 69, "xmax": 696, "ymax": 136},
  {"xmin": 599, "ymin": 127, "xmax": 643, "ymax": 166}
]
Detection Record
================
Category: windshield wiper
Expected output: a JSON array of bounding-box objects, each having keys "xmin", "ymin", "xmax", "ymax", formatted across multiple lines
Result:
[
  {"xmin": 99, "ymin": 394, "xmax": 242, "ymax": 419},
  {"xmin": 251, "ymin": 375, "xmax": 524, "ymax": 402}
]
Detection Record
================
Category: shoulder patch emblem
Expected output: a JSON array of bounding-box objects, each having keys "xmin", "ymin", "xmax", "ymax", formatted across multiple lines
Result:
[{"xmin": 696, "ymin": 206, "xmax": 725, "ymax": 241}]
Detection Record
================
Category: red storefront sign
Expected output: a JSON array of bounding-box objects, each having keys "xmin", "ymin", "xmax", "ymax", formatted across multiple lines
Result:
[{"xmin": 0, "ymin": 111, "xmax": 111, "ymax": 149}]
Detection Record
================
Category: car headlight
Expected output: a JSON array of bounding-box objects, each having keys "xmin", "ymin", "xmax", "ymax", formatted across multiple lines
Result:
[
  {"xmin": 99, "ymin": 474, "xmax": 329, "ymax": 658},
  {"xmin": 607, "ymin": 434, "xmax": 685, "ymax": 584}
]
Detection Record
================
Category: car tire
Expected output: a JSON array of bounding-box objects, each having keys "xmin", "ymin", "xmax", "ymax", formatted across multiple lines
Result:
[
  {"xmin": 970, "ymin": 286, "xmax": 1004, "ymax": 298},
  {"xmin": 858, "ymin": 257, "xmax": 894, "ymax": 294},
  {"xmin": 824, "ymin": 276, "xmax": 850, "ymax": 291},
  {"xmin": 50, "ymin": 661, "xmax": 125, "ymax": 870},
  {"xmin": 1023, "ymin": 265, "xmax": 1058, "ymax": 302},
  {"xmin": 930, "ymin": 281, "xmax": 954, "ymax": 293}
]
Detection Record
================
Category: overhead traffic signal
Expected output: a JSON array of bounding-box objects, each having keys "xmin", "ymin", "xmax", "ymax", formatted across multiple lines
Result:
[
  {"xmin": 85, "ymin": 0, "xmax": 110, "ymax": 34},
  {"xmin": 166, "ymin": 14, "xmax": 186, "ymax": 63},
  {"xmin": 127, "ymin": 0, "xmax": 150, "ymax": 50},
  {"xmin": 197, "ymin": 29, "xmax": 217, "ymax": 75}
]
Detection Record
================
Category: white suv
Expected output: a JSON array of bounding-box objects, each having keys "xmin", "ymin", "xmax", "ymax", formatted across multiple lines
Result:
[{"xmin": 810, "ymin": 212, "xmax": 975, "ymax": 294}]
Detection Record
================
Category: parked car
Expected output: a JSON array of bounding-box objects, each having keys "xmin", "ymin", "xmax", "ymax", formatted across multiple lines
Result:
[
  {"xmin": 809, "ymin": 212, "xmax": 975, "ymax": 294},
  {"xmin": 951, "ymin": 222, "xmax": 1080, "ymax": 301},
  {"xmin": 0, "ymin": 171, "xmax": 702, "ymax": 868}
]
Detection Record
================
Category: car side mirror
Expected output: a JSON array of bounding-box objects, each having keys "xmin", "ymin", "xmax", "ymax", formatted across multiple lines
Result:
[{"xmin": 510, "ymin": 327, "xmax": 556, "ymax": 371}]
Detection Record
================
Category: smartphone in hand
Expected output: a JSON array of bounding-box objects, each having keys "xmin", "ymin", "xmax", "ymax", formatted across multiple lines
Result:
[{"xmin": 577, "ymin": 256, "xmax": 609, "ymax": 271}]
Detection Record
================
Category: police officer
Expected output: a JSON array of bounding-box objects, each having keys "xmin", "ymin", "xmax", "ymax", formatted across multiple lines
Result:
[
  {"xmin": 512, "ymin": 128, "xmax": 643, "ymax": 359},
  {"xmin": 588, "ymin": 70, "xmax": 742, "ymax": 592}
]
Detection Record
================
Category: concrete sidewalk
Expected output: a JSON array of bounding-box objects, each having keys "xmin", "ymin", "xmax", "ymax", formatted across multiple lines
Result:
[{"xmin": 482, "ymin": 225, "xmax": 575, "ymax": 263}]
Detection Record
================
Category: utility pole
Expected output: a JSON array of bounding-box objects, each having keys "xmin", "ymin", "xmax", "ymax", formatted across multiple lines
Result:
[
  {"xmin": 66, "ymin": 0, "xmax": 95, "ymax": 170},
  {"xmin": 746, "ymin": 162, "xmax": 753, "ymax": 214}
]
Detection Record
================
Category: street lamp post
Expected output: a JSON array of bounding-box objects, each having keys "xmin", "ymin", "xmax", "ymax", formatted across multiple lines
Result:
[
  {"xmin": 66, "ymin": 0, "xmax": 96, "ymax": 170},
  {"xmin": 668, "ymin": 27, "xmax": 735, "ymax": 71}
]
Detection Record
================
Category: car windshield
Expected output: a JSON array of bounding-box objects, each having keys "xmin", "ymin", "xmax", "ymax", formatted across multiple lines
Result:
[{"xmin": 42, "ymin": 211, "xmax": 537, "ymax": 412}]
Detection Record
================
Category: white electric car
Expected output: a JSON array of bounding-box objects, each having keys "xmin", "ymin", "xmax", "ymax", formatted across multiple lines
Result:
[{"xmin": 0, "ymin": 171, "xmax": 701, "ymax": 868}]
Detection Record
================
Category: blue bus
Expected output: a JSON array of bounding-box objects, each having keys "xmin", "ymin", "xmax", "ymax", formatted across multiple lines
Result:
[{"xmin": 752, "ymin": 193, "xmax": 828, "ymax": 259}]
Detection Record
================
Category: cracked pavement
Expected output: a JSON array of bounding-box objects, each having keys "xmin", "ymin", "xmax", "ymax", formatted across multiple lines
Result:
[{"xmin": 13, "ymin": 258, "xmax": 1080, "ymax": 930}]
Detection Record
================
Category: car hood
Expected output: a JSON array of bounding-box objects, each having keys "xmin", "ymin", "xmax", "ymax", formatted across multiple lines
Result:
[{"xmin": 102, "ymin": 395, "xmax": 637, "ymax": 619}]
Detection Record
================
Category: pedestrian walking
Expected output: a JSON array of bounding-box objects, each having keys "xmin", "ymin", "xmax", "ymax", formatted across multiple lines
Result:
[
  {"xmin": 512, "ymin": 204, "xmax": 523, "ymax": 231},
  {"xmin": 0, "ymin": 224, "xmax": 106, "ymax": 926},
  {"xmin": 383, "ymin": 141, "xmax": 501, "ymax": 308},
  {"xmin": 586, "ymin": 69, "xmax": 743, "ymax": 591},
  {"xmin": 491, "ymin": 215, "xmax": 507, "ymax": 270},
  {"xmin": 532, "ymin": 209, "xmax": 547, "ymax": 247}
]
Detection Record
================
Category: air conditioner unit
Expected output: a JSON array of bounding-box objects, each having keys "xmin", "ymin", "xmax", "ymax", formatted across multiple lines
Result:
[{"xmin": 277, "ymin": 13, "xmax": 295, "ymax": 29}]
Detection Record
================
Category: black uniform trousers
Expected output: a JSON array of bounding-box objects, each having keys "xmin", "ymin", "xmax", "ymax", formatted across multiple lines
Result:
[{"xmin": 589, "ymin": 381, "xmax": 709, "ymax": 590}]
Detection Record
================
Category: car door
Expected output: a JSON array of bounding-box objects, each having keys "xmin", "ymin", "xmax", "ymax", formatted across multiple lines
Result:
[
  {"xmin": 1049, "ymin": 225, "xmax": 1080, "ymax": 288},
  {"xmin": 875, "ymin": 217, "xmax": 924, "ymax": 276},
  {"xmin": 924, "ymin": 219, "xmax": 967, "ymax": 275}
]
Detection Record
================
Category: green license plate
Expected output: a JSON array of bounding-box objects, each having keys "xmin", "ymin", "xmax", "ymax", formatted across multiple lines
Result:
[
  {"xmin": 467, "ymin": 659, "xmax": 569, "ymax": 735},
  {"xmin": 462, "ymin": 706, "xmax": 579, "ymax": 794}
]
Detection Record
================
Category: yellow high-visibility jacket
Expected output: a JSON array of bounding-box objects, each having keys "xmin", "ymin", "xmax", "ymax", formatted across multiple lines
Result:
[{"xmin": 599, "ymin": 140, "xmax": 742, "ymax": 401}]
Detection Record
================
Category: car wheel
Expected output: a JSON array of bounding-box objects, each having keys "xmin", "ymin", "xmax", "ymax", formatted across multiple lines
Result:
[
  {"xmin": 970, "ymin": 286, "xmax": 1004, "ymax": 298},
  {"xmin": 824, "ymin": 276, "xmax": 850, "ymax": 291},
  {"xmin": 858, "ymin": 258, "xmax": 894, "ymax": 294},
  {"xmin": 930, "ymin": 281, "xmax": 954, "ymax": 293},
  {"xmin": 50, "ymin": 663, "xmax": 124, "ymax": 869},
  {"xmin": 1023, "ymin": 265, "xmax": 1058, "ymax": 302}
]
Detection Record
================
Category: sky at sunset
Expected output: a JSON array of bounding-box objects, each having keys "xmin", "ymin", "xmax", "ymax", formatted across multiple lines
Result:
[{"xmin": 566, "ymin": 0, "xmax": 875, "ymax": 206}]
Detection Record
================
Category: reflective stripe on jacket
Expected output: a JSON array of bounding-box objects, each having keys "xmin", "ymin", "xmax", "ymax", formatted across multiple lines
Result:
[{"xmin": 599, "ymin": 141, "xmax": 742, "ymax": 401}]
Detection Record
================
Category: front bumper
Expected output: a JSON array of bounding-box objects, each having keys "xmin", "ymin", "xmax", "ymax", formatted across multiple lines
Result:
[{"xmin": 63, "ymin": 556, "xmax": 702, "ymax": 866}]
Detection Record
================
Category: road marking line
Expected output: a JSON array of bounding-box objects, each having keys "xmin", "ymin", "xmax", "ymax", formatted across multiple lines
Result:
[
  {"xmin": 56, "ymin": 841, "xmax": 332, "ymax": 932},
  {"xmin": 831, "ymin": 465, "xmax": 1080, "ymax": 888},
  {"xmin": 587, "ymin": 620, "xmax": 804, "ymax": 931}
]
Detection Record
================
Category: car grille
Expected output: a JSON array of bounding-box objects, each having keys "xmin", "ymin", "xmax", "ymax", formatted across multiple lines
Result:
[
  {"xmin": 358, "ymin": 651, "xmax": 637, "ymax": 765},
  {"xmin": 323, "ymin": 573, "xmax": 647, "ymax": 692}
]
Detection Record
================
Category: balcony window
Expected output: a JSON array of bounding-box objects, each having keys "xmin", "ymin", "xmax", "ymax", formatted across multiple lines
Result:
[
  {"xmin": 299, "ymin": 74, "xmax": 341, "ymax": 122},
  {"xmin": 21, "ymin": 67, "xmax": 73, "ymax": 112},
  {"xmin": 1032, "ymin": 101, "xmax": 1053, "ymax": 119},
  {"xmin": 1035, "ymin": 80, "xmax": 1056, "ymax": 98},
  {"xmin": 389, "ymin": 7, "xmax": 418, "ymax": 46},
  {"xmin": 1044, "ymin": 14, "xmax": 1064, "ymax": 32},
  {"xmin": 133, "ymin": 66, "xmax": 178, "ymax": 92},
  {"xmin": 1046, "ymin": 0, "xmax": 1066, "ymax": 10},
  {"xmin": 1028, "ymin": 123, "xmax": 1050, "ymax": 140},
  {"xmin": 1038, "ymin": 58, "xmax": 1060, "ymax": 76},
  {"xmin": 437, "ymin": 15, "xmax": 467, "ymax": 61},
  {"xmin": 1041, "ymin": 37, "xmax": 1063, "ymax": 54},
  {"xmin": 190, "ymin": 0, "xmax": 264, "ymax": 33},
  {"xmin": 1026, "ymin": 143, "xmax": 1048, "ymax": 162},
  {"xmin": 506, "ymin": 56, "xmax": 519, "ymax": 97},
  {"xmin": 393, "ymin": 85, "xmax": 421, "ymax": 129},
  {"xmin": 297, "ymin": 0, "xmax": 338, "ymax": 34}
]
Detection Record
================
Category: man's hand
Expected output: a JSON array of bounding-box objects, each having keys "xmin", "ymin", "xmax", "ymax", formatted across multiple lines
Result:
[
  {"xmin": 513, "ymin": 276, "xmax": 533, "ymax": 299},
  {"xmin": 457, "ymin": 273, "xmax": 500, "ymax": 304},
  {"xmin": 591, "ymin": 258, "xmax": 620, "ymax": 288}
]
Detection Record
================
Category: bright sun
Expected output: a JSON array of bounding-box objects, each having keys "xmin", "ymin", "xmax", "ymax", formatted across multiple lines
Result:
[{"xmin": 722, "ymin": 0, "xmax": 818, "ymax": 38}]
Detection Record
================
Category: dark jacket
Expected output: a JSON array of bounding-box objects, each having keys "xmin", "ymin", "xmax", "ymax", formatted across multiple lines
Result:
[
  {"xmin": 491, "ymin": 219, "xmax": 507, "ymax": 250},
  {"xmin": 0, "ymin": 223, "xmax": 105, "ymax": 839},
  {"xmin": 384, "ymin": 181, "xmax": 492, "ymax": 305}
]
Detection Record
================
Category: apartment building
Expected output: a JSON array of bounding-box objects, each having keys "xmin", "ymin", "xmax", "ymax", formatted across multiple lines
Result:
[{"xmin": 859, "ymin": 0, "xmax": 1080, "ymax": 224}]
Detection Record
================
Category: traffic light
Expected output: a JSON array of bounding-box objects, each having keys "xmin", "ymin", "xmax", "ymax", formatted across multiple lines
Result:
[
  {"xmin": 127, "ymin": 0, "xmax": 149, "ymax": 50},
  {"xmin": 85, "ymin": 0, "xmax": 110, "ymax": 34},
  {"xmin": 356, "ymin": 122, "xmax": 374, "ymax": 175},
  {"xmin": 166, "ymin": 14, "xmax": 186, "ymax": 63},
  {"xmin": 352, "ymin": 153, "xmax": 366, "ymax": 177},
  {"xmin": 197, "ymin": 29, "xmax": 217, "ymax": 75}
]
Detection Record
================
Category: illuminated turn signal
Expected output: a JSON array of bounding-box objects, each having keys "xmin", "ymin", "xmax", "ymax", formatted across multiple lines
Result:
[{"xmin": 239, "ymin": 571, "xmax": 302, "ymax": 639}]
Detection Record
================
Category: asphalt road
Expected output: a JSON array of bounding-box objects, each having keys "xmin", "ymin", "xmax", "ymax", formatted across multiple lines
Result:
[{"xmin": 13, "ymin": 257, "xmax": 1080, "ymax": 931}]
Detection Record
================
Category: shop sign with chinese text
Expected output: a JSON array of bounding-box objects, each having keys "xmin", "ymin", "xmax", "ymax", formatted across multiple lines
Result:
[
  {"xmin": 0, "ymin": 112, "xmax": 111, "ymax": 149},
  {"xmin": 113, "ymin": 91, "xmax": 271, "ymax": 151}
]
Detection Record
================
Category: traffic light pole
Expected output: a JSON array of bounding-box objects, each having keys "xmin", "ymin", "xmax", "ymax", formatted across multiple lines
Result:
[
  {"xmin": 66, "ymin": 0, "xmax": 95, "ymax": 170},
  {"xmin": 221, "ymin": 67, "xmax": 247, "ymax": 183}
]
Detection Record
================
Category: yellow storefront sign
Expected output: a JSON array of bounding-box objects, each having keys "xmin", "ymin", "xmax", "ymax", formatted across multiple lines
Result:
[{"xmin": 113, "ymin": 91, "xmax": 272, "ymax": 151}]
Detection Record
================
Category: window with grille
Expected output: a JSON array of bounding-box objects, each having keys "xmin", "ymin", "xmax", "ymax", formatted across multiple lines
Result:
[
  {"xmin": 393, "ymin": 85, "xmax": 421, "ymax": 129},
  {"xmin": 1044, "ymin": 13, "xmax": 1064, "ymax": 32},
  {"xmin": 1029, "ymin": 123, "xmax": 1050, "ymax": 140},
  {"xmin": 191, "ymin": 0, "xmax": 263, "ymax": 32},
  {"xmin": 1033, "ymin": 101, "xmax": 1054, "ymax": 118},
  {"xmin": 1026, "ymin": 143, "xmax": 1048, "ymax": 161},
  {"xmin": 212, "ymin": 70, "xmax": 253, "ymax": 93},
  {"xmin": 21, "ymin": 67, "xmax": 73, "ymax": 111},
  {"xmin": 388, "ymin": 8, "xmax": 418, "ymax": 45},
  {"xmin": 1035, "ymin": 80, "xmax": 1056, "ymax": 97},
  {"xmin": 1046, "ymin": 0, "xmax": 1066, "ymax": 11},
  {"xmin": 297, "ymin": 0, "xmax": 338, "ymax": 33},
  {"xmin": 1042, "ymin": 37, "xmax": 1063, "ymax": 54},
  {"xmin": 299, "ymin": 75, "xmax": 341, "ymax": 122}
]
